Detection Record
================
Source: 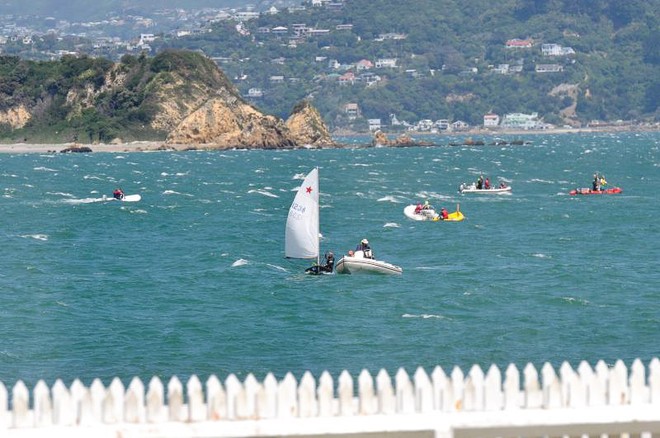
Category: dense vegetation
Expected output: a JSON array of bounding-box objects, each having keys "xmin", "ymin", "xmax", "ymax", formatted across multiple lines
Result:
[
  {"xmin": 156, "ymin": 0, "xmax": 659, "ymax": 129},
  {"xmin": 0, "ymin": 50, "xmax": 232, "ymax": 142},
  {"xmin": 1, "ymin": 0, "xmax": 658, "ymax": 139}
]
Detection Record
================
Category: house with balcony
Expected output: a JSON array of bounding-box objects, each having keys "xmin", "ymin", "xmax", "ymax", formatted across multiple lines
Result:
[{"xmin": 501, "ymin": 112, "xmax": 540, "ymax": 129}]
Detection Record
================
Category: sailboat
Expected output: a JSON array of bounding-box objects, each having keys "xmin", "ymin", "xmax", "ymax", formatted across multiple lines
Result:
[{"xmin": 285, "ymin": 168, "xmax": 333, "ymax": 275}]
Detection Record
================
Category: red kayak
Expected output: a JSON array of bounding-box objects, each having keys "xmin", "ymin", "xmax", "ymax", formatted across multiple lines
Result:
[{"xmin": 569, "ymin": 187, "xmax": 622, "ymax": 196}]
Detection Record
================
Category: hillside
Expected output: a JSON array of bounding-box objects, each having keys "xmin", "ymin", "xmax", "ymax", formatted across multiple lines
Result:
[
  {"xmin": 0, "ymin": 50, "xmax": 333, "ymax": 147},
  {"xmin": 155, "ymin": 0, "xmax": 659, "ymax": 129}
]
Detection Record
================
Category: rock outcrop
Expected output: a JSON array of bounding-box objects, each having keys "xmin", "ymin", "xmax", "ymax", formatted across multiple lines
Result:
[
  {"xmin": 285, "ymin": 100, "xmax": 335, "ymax": 148},
  {"xmin": 0, "ymin": 105, "xmax": 31, "ymax": 129}
]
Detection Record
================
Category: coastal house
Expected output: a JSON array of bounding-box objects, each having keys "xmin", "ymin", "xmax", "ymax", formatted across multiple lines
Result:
[
  {"xmin": 452, "ymin": 120, "xmax": 469, "ymax": 131},
  {"xmin": 483, "ymin": 113, "xmax": 500, "ymax": 127},
  {"xmin": 248, "ymin": 88, "xmax": 263, "ymax": 98},
  {"xmin": 501, "ymin": 112, "xmax": 540, "ymax": 129},
  {"xmin": 368, "ymin": 119, "xmax": 382, "ymax": 131},
  {"xmin": 435, "ymin": 119, "xmax": 450, "ymax": 131},
  {"xmin": 269, "ymin": 75, "xmax": 285, "ymax": 83}
]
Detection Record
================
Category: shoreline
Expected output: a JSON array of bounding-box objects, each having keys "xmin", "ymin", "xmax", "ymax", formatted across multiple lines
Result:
[{"xmin": 0, "ymin": 127, "xmax": 657, "ymax": 154}]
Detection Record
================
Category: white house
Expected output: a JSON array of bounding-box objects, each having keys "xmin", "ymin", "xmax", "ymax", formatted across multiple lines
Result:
[
  {"xmin": 368, "ymin": 119, "xmax": 382, "ymax": 131},
  {"xmin": 483, "ymin": 113, "xmax": 500, "ymax": 127},
  {"xmin": 501, "ymin": 112, "xmax": 540, "ymax": 129},
  {"xmin": 375, "ymin": 58, "xmax": 397, "ymax": 68}
]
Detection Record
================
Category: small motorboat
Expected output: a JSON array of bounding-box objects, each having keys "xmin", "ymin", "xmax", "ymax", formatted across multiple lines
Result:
[
  {"xmin": 459, "ymin": 183, "xmax": 512, "ymax": 194},
  {"xmin": 335, "ymin": 250, "xmax": 402, "ymax": 275},
  {"xmin": 403, "ymin": 204, "xmax": 439, "ymax": 221},
  {"xmin": 569, "ymin": 187, "xmax": 622, "ymax": 195},
  {"xmin": 403, "ymin": 204, "xmax": 464, "ymax": 222}
]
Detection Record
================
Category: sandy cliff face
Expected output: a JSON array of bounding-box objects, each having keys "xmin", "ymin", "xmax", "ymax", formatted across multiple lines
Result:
[
  {"xmin": 0, "ymin": 105, "xmax": 31, "ymax": 129},
  {"xmin": 285, "ymin": 101, "xmax": 335, "ymax": 147}
]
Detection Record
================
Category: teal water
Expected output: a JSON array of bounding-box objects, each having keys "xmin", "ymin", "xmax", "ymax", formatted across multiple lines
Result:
[{"xmin": 1, "ymin": 132, "xmax": 658, "ymax": 388}]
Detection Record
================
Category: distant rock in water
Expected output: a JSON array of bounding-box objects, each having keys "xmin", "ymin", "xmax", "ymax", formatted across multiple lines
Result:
[
  {"xmin": 60, "ymin": 146, "xmax": 93, "ymax": 153},
  {"xmin": 372, "ymin": 130, "xmax": 433, "ymax": 147}
]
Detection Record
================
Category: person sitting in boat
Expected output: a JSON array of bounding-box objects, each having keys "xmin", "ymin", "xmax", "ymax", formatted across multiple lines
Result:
[
  {"xmin": 476, "ymin": 175, "xmax": 484, "ymax": 190},
  {"xmin": 321, "ymin": 252, "xmax": 335, "ymax": 273},
  {"xmin": 113, "ymin": 188, "xmax": 124, "ymax": 200},
  {"xmin": 356, "ymin": 238, "xmax": 373, "ymax": 259},
  {"xmin": 484, "ymin": 178, "xmax": 491, "ymax": 189},
  {"xmin": 422, "ymin": 200, "xmax": 433, "ymax": 210},
  {"xmin": 499, "ymin": 182, "xmax": 507, "ymax": 189},
  {"xmin": 414, "ymin": 203, "xmax": 423, "ymax": 214},
  {"xmin": 306, "ymin": 252, "xmax": 335, "ymax": 274},
  {"xmin": 440, "ymin": 207, "xmax": 449, "ymax": 220}
]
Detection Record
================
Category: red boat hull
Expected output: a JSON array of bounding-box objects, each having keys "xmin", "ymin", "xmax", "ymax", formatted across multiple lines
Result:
[{"xmin": 569, "ymin": 187, "xmax": 622, "ymax": 196}]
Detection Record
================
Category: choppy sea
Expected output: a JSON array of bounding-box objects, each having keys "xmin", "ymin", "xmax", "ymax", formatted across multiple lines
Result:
[{"xmin": 1, "ymin": 132, "xmax": 658, "ymax": 388}]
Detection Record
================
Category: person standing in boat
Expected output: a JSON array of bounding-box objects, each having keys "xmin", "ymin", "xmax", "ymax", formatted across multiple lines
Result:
[
  {"xmin": 484, "ymin": 178, "xmax": 491, "ymax": 189},
  {"xmin": 592, "ymin": 173, "xmax": 600, "ymax": 191},
  {"xmin": 476, "ymin": 175, "xmax": 484, "ymax": 189},
  {"xmin": 356, "ymin": 238, "xmax": 373, "ymax": 259}
]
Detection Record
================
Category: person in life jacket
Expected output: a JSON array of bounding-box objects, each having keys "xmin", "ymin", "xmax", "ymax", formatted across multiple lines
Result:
[
  {"xmin": 113, "ymin": 188, "xmax": 124, "ymax": 200},
  {"xmin": 440, "ymin": 207, "xmax": 449, "ymax": 220},
  {"xmin": 355, "ymin": 238, "xmax": 373, "ymax": 259}
]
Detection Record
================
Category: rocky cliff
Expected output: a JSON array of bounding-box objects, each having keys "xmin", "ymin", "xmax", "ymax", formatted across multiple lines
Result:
[
  {"xmin": 0, "ymin": 50, "xmax": 333, "ymax": 148},
  {"xmin": 284, "ymin": 101, "xmax": 335, "ymax": 148}
]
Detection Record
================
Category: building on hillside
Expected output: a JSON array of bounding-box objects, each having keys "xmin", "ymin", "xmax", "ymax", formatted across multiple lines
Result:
[
  {"xmin": 338, "ymin": 72, "xmax": 355, "ymax": 85},
  {"xmin": 344, "ymin": 103, "xmax": 360, "ymax": 120},
  {"xmin": 505, "ymin": 38, "xmax": 533, "ymax": 49},
  {"xmin": 356, "ymin": 59, "xmax": 373, "ymax": 70},
  {"xmin": 501, "ymin": 112, "xmax": 540, "ymax": 129},
  {"xmin": 541, "ymin": 44, "xmax": 575, "ymax": 56},
  {"xmin": 375, "ymin": 58, "xmax": 397, "ymax": 68},
  {"xmin": 248, "ymin": 88, "xmax": 263, "ymax": 98},
  {"xmin": 483, "ymin": 114, "xmax": 500, "ymax": 127},
  {"xmin": 535, "ymin": 64, "xmax": 563, "ymax": 73}
]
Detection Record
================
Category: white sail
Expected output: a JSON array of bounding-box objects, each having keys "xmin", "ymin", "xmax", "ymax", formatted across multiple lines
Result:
[{"xmin": 285, "ymin": 168, "xmax": 320, "ymax": 259}]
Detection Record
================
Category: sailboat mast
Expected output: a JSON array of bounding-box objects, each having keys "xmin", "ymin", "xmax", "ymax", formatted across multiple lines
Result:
[{"xmin": 316, "ymin": 166, "xmax": 320, "ymax": 267}]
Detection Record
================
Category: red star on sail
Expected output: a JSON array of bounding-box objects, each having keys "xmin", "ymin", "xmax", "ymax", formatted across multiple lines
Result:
[{"xmin": 306, "ymin": 186, "xmax": 313, "ymax": 193}]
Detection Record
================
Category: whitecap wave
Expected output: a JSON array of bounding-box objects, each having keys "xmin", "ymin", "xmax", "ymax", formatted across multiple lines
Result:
[
  {"xmin": 383, "ymin": 222, "xmax": 400, "ymax": 228},
  {"xmin": 21, "ymin": 234, "xmax": 48, "ymax": 241},
  {"xmin": 402, "ymin": 313, "xmax": 446, "ymax": 319},
  {"xmin": 377, "ymin": 195, "xmax": 402, "ymax": 203},
  {"xmin": 33, "ymin": 166, "xmax": 57, "ymax": 172},
  {"xmin": 247, "ymin": 189, "xmax": 279, "ymax": 198},
  {"xmin": 232, "ymin": 259, "xmax": 249, "ymax": 267}
]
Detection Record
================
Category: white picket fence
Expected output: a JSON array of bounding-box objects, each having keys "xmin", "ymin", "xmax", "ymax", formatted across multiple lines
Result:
[{"xmin": 2, "ymin": 358, "xmax": 660, "ymax": 437}]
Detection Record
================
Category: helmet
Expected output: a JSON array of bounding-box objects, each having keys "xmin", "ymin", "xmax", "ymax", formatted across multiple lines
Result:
[
  {"xmin": 361, "ymin": 238, "xmax": 369, "ymax": 244},
  {"xmin": 327, "ymin": 252, "xmax": 334, "ymax": 258},
  {"xmin": 424, "ymin": 200, "xmax": 429, "ymax": 205}
]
